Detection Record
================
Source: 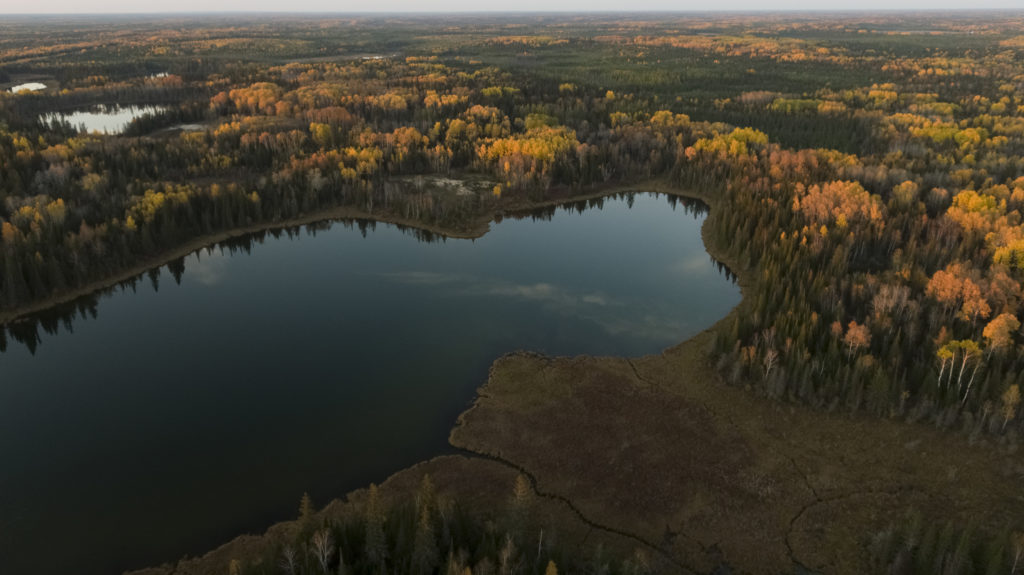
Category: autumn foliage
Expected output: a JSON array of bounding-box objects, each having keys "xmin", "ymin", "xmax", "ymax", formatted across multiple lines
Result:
[{"xmin": 1, "ymin": 13, "xmax": 1024, "ymax": 443}]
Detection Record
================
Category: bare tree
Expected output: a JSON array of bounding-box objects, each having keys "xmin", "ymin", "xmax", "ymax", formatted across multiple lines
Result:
[
  {"xmin": 279, "ymin": 545, "xmax": 298, "ymax": 575},
  {"xmin": 499, "ymin": 535, "xmax": 517, "ymax": 575},
  {"xmin": 953, "ymin": 340, "xmax": 981, "ymax": 401},
  {"xmin": 310, "ymin": 529, "xmax": 335, "ymax": 574},
  {"xmin": 1012, "ymin": 532, "xmax": 1024, "ymax": 575},
  {"xmin": 536, "ymin": 528, "xmax": 544, "ymax": 568},
  {"xmin": 762, "ymin": 348, "xmax": 778, "ymax": 380}
]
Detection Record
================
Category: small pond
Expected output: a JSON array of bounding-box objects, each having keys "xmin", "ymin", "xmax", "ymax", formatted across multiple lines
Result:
[
  {"xmin": 8, "ymin": 82, "xmax": 46, "ymax": 93},
  {"xmin": 41, "ymin": 105, "xmax": 168, "ymax": 134}
]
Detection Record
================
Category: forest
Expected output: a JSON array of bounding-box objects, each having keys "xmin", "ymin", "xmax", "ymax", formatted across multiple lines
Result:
[
  {"xmin": 3, "ymin": 12, "xmax": 1024, "ymax": 574},
  {"xmin": 250, "ymin": 473, "xmax": 663, "ymax": 575}
]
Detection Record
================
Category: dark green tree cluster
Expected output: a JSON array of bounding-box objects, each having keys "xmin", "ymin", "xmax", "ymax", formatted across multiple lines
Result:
[
  {"xmin": 867, "ymin": 511, "xmax": 1024, "ymax": 575},
  {"xmin": 231, "ymin": 475, "xmax": 656, "ymax": 575}
]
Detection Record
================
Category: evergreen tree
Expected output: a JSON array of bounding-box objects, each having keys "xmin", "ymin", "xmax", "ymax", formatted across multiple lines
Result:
[
  {"xmin": 364, "ymin": 484, "xmax": 388, "ymax": 570},
  {"xmin": 412, "ymin": 506, "xmax": 439, "ymax": 574}
]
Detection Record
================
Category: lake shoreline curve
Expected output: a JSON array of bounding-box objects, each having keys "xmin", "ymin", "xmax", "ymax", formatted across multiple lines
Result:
[
  {"xmin": 124, "ymin": 176, "xmax": 1024, "ymax": 575},
  {"xmin": 118, "ymin": 179, "xmax": 740, "ymax": 575},
  {"xmin": 0, "ymin": 179, "xmax": 704, "ymax": 327}
]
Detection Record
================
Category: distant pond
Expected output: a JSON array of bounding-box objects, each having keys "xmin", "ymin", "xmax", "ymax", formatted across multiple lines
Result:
[
  {"xmin": 40, "ymin": 105, "xmax": 167, "ymax": 134},
  {"xmin": 0, "ymin": 192, "xmax": 740, "ymax": 575},
  {"xmin": 8, "ymin": 82, "xmax": 46, "ymax": 93}
]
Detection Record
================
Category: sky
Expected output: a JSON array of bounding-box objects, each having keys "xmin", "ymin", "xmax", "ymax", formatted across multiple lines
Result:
[{"xmin": 3, "ymin": 0, "xmax": 1023, "ymax": 14}]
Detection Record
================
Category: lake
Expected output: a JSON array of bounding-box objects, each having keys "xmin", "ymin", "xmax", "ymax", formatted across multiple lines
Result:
[
  {"xmin": 8, "ymin": 82, "xmax": 47, "ymax": 94},
  {"xmin": 0, "ymin": 192, "xmax": 739, "ymax": 575},
  {"xmin": 41, "ymin": 105, "xmax": 167, "ymax": 134}
]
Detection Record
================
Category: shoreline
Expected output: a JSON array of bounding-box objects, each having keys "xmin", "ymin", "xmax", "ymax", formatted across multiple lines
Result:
[
  {"xmin": 0, "ymin": 203, "xmax": 489, "ymax": 327},
  {"xmin": 122, "ymin": 180, "xmax": 1024, "ymax": 575},
  {"xmin": 120, "ymin": 179, "xmax": 745, "ymax": 575},
  {"xmin": 0, "ymin": 179, "xmax": 702, "ymax": 327}
]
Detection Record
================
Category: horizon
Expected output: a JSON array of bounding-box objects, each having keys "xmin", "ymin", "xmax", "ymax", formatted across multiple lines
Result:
[{"xmin": 4, "ymin": 2, "xmax": 1024, "ymax": 15}]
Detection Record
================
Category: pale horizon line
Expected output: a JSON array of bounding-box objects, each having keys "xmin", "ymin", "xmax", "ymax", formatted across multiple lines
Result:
[{"xmin": 3, "ymin": 8, "xmax": 1024, "ymax": 15}]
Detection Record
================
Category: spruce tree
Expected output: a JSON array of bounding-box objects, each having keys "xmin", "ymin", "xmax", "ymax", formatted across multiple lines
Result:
[
  {"xmin": 364, "ymin": 484, "xmax": 388, "ymax": 570},
  {"xmin": 412, "ymin": 506, "xmax": 439, "ymax": 574}
]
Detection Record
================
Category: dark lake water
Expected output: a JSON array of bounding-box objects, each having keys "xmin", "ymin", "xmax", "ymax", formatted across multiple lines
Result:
[{"xmin": 0, "ymin": 192, "xmax": 739, "ymax": 575}]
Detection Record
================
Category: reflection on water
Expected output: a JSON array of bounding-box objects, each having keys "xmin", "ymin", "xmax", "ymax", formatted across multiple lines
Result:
[
  {"xmin": 2, "ymin": 194, "xmax": 734, "ymax": 354},
  {"xmin": 40, "ymin": 105, "xmax": 168, "ymax": 134},
  {"xmin": 0, "ymin": 191, "xmax": 739, "ymax": 575}
]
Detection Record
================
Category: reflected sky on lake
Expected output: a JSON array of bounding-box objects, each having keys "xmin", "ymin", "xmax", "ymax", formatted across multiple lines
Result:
[
  {"xmin": 41, "ymin": 105, "xmax": 167, "ymax": 134},
  {"xmin": 0, "ymin": 191, "xmax": 739, "ymax": 575}
]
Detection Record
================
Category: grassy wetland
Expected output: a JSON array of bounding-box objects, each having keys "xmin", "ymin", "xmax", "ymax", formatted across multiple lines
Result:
[{"xmin": 1, "ymin": 11, "xmax": 1024, "ymax": 575}]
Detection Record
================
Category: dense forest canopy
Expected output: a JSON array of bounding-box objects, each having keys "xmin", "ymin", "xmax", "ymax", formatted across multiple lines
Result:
[
  {"xmin": 4, "ymin": 13, "xmax": 1024, "ymax": 572},
  {"xmin": 4, "ymin": 12, "xmax": 1024, "ymax": 433}
]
